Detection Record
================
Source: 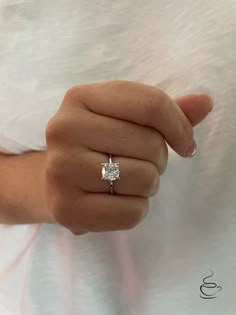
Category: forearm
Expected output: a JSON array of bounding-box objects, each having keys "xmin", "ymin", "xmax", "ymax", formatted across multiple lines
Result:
[{"xmin": 0, "ymin": 151, "xmax": 55, "ymax": 224}]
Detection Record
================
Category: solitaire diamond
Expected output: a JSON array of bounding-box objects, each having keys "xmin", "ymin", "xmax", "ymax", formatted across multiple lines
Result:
[{"xmin": 101, "ymin": 162, "xmax": 120, "ymax": 181}]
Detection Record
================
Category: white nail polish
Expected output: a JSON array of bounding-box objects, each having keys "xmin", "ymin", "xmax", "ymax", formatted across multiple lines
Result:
[{"xmin": 185, "ymin": 139, "xmax": 197, "ymax": 158}]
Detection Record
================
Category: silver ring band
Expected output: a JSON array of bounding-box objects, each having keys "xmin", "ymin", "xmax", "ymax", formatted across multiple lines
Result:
[{"xmin": 108, "ymin": 154, "xmax": 114, "ymax": 194}]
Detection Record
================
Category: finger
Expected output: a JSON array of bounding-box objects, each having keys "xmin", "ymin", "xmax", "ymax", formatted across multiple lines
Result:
[
  {"xmin": 55, "ymin": 193, "xmax": 149, "ymax": 232},
  {"xmin": 67, "ymin": 80, "xmax": 199, "ymax": 157},
  {"xmin": 105, "ymin": 156, "xmax": 160, "ymax": 197},
  {"xmin": 175, "ymin": 94, "xmax": 213, "ymax": 127},
  {"xmin": 50, "ymin": 150, "xmax": 160, "ymax": 197},
  {"xmin": 57, "ymin": 110, "xmax": 168, "ymax": 173},
  {"xmin": 72, "ymin": 230, "xmax": 88, "ymax": 236}
]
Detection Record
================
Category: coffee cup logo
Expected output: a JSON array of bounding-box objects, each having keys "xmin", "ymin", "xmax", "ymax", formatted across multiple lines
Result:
[{"xmin": 200, "ymin": 269, "xmax": 222, "ymax": 299}]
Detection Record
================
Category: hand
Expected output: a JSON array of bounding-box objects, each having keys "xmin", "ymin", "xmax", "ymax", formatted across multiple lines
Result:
[{"xmin": 45, "ymin": 80, "xmax": 213, "ymax": 234}]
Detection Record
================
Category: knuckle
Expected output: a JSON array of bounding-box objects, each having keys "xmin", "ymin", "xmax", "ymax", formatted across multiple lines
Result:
[
  {"xmin": 126, "ymin": 199, "xmax": 149, "ymax": 229},
  {"xmin": 46, "ymin": 118, "xmax": 69, "ymax": 145},
  {"xmin": 146, "ymin": 130, "xmax": 162, "ymax": 159},
  {"xmin": 64, "ymin": 85, "xmax": 80, "ymax": 101},
  {"xmin": 150, "ymin": 174, "xmax": 160, "ymax": 197},
  {"xmin": 46, "ymin": 116, "xmax": 76, "ymax": 146},
  {"xmin": 144, "ymin": 130, "xmax": 168, "ymax": 174},
  {"xmin": 45, "ymin": 118, "xmax": 59, "ymax": 144},
  {"xmin": 143, "ymin": 88, "xmax": 165, "ymax": 125},
  {"xmin": 142, "ymin": 164, "xmax": 159, "ymax": 196}
]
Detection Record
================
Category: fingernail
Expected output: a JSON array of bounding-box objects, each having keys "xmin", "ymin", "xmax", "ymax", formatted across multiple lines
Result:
[
  {"xmin": 201, "ymin": 94, "xmax": 214, "ymax": 112},
  {"xmin": 207, "ymin": 95, "xmax": 214, "ymax": 112},
  {"xmin": 185, "ymin": 139, "xmax": 197, "ymax": 158}
]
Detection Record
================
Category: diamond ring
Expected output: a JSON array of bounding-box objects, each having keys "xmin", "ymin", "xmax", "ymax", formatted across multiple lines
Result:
[{"xmin": 101, "ymin": 154, "xmax": 120, "ymax": 194}]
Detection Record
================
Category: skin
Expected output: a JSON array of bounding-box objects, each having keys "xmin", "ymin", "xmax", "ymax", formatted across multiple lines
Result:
[{"xmin": 43, "ymin": 80, "xmax": 213, "ymax": 235}]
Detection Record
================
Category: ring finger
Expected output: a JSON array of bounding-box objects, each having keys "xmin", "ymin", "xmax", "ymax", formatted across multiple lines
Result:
[{"xmin": 53, "ymin": 150, "xmax": 160, "ymax": 197}]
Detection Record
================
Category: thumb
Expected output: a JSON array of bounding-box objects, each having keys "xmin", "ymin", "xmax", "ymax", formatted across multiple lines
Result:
[{"xmin": 175, "ymin": 94, "xmax": 213, "ymax": 127}]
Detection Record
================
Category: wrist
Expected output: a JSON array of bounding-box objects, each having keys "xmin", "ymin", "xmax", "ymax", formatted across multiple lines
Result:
[{"xmin": 0, "ymin": 151, "xmax": 56, "ymax": 224}]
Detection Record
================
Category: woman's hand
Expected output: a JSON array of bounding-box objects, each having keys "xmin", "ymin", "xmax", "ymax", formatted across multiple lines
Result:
[{"xmin": 45, "ymin": 80, "xmax": 213, "ymax": 234}]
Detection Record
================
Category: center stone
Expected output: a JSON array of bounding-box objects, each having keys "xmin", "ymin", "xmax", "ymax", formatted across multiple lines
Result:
[{"xmin": 101, "ymin": 162, "xmax": 120, "ymax": 181}]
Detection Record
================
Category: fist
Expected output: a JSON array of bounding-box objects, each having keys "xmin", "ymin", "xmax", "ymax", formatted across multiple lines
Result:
[{"xmin": 45, "ymin": 80, "xmax": 212, "ymax": 234}]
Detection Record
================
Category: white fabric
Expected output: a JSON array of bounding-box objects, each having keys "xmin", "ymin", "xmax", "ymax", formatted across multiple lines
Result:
[{"xmin": 0, "ymin": 0, "xmax": 236, "ymax": 314}]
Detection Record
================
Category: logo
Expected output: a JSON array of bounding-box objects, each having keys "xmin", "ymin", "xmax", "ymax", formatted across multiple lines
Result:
[{"xmin": 200, "ymin": 269, "xmax": 222, "ymax": 299}]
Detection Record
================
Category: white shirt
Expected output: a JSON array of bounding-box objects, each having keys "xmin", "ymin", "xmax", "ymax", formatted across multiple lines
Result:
[{"xmin": 0, "ymin": 0, "xmax": 236, "ymax": 314}]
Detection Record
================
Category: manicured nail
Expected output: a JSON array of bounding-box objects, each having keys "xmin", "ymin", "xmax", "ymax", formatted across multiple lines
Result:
[
  {"xmin": 201, "ymin": 94, "xmax": 214, "ymax": 112},
  {"xmin": 207, "ymin": 95, "xmax": 214, "ymax": 112},
  {"xmin": 185, "ymin": 139, "xmax": 197, "ymax": 158}
]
